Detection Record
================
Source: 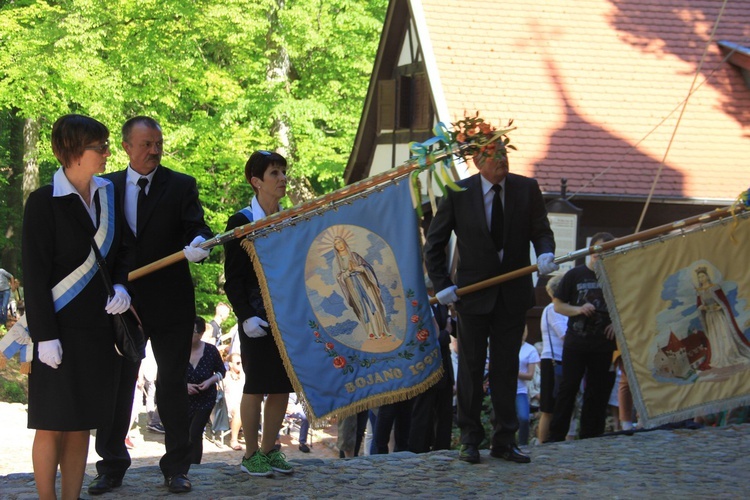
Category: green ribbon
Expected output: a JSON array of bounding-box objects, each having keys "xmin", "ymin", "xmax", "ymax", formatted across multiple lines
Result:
[{"xmin": 408, "ymin": 122, "xmax": 466, "ymax": 213}]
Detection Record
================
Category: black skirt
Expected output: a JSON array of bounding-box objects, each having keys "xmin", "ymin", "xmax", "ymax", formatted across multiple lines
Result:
[
  {"xmin": 239, "ymin": 329, "xmax": 293, "ymax": 394},
  {"xmin": 28, "ymin": 325, "xmax": 120, "ymax": 431}
]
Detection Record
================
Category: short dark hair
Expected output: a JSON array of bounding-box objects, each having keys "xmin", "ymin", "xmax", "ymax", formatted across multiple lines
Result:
[
  {"xmin": 244, "ymin": 150, "xmax": 287, "ymax": 191},
  {"xmin": 122, "ymin": 116, "xmax": 161, "ymax": 143},
  {"xmin": 51, "ymin": 114, "xmax": 109, "ymax": 168},
  {"xmin": 590, "ymin": 232, "xmax": 615, "ymax": 245},
  {"xmin": 194, "ymin": 316, "xmax": 207, "ymax": 335}
]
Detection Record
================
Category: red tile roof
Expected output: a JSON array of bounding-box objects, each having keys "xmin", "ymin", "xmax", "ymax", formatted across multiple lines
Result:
[{"xmin": 418, "ymin": 0, "xmax": 750, "ymax": 200}]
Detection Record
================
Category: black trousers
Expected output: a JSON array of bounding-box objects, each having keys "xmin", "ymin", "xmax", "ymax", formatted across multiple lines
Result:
[
  {"xmin": 94, "ymin": 358, "xmax": 139, "ymax": 480},
  {"xmin": 150, "ymin": 323, "xmax": 193, "ymax": 477},
  {"xmin": 408, "ymin": 373, "xmax": 454, "ymax": 453},
  {"xmin": 548, "ymin": 347, "xmax": 615, "ymax": 442},
  {"xmin": 373, "ymin": 399, "xmax": 413, "ymax": 454},
  {"xmin": 187, "ymin": 407, "xmax": 213, "ymax": 464},
  {"xmin": 95, "ymin": 322, "xmax": 193, "ymax": 480},
  {"xmin": 456, "ymin": 295, "xmax": 525, "ymax": 448}
]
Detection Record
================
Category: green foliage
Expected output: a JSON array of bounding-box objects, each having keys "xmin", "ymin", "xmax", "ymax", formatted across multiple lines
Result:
[
  {"xmin": 190, "ymin": 258, "xmax": 225, "ymax": 318},
  {"xmin": 0, "ymin": 0, "xmax": 388, "ymax": 296},
  {"xmin": 0, "ymin": 378, "xmax": 26, "ymax": 404},
  {"xmin": 0, "ymin": 354, "xmax": 28, "ymax": 404}
]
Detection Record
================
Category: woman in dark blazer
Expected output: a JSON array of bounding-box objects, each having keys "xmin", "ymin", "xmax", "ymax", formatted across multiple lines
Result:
[
  {"xmin": 22, "ymin": 114, "xmax": 131, "ymax": 500},
  {"xmin": 224, "ymin": 150, "xmax": 294, "ymax": 477}
]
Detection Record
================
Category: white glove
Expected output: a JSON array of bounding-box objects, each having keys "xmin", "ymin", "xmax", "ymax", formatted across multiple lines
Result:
[
  {"xmin": 38, "ymin": 339, "xmax": 63, "ymax": 369},
  {"xmin": 537, "ymin": 253, "xmax": 559, "ymax": 276},
  {"xmin": 105, "ymin": 284, "xmax": 131, "ymax": 315},
  {"xmin": 183, "ymin": 235, "xmax": 210, "ymax": 262},
  {"xmin": 243, "ymin": 316, "xmax": 269, "ymax": 338},
  {"xmin": 436, "ymin": 285, "xmax": 459, "ymax": 306}
]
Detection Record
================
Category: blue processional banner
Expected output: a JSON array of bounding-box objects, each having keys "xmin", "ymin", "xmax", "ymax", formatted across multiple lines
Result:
[{"xmin": 247, "ymin": 180, "xmax": 442, "ymax": 423}]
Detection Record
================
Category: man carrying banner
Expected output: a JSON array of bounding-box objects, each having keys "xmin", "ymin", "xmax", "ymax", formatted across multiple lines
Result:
[
  {"xmin": 90, "ymin": 116, "xmax": 213, "ymax": 495},
  {"xmin": 424, "ymin": 141, "xmax": 557, "ymax": 464}
]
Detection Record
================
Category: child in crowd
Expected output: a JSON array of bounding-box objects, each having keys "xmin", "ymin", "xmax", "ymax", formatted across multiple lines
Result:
[
  {"xmin": 286, "ymin": 394, "xmax": 311, "ymax": 453},
  {"xmin": 516, "ymin": 328, "xmax": 540, "ymax": 446},
  {"xmin": 223, "ymin": 352, "xmax": 245, "ymax": 450}
]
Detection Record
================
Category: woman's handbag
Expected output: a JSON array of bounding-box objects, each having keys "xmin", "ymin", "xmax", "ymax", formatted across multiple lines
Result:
[
  {"xmin": 89, "ymin": 237, "xmax": 146, "ymax": 363},
  {"xmin": 210, "ymin": 380, "xmax": 230, "ymax": 433},
  {"xmin": 111, "ymin": 306, "xmax": 146, "ymax": 362}
]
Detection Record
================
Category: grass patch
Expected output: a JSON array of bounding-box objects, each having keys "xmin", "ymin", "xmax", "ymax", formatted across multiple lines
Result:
[{"xmin": 0, "ymin": 356, "xmax": 29, "ymax": 404}]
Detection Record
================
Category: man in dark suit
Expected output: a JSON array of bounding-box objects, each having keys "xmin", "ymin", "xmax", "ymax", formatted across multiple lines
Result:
[
  {"xmin": 89, "ymin": 116, "xmax": 212, "ymax": 494},
  {"xmin": 424, "ymin": 142, "xmax": 557, "ymax": 464}
]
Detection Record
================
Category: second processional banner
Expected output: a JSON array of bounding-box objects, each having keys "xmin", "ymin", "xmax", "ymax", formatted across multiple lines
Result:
[
  {"xmin": 247, "ymin": 179, "xmax": 442, "ymax": 422},
  {"xmin": 597, "ymin": 212, "xmax": 750, "ymax": 427}
]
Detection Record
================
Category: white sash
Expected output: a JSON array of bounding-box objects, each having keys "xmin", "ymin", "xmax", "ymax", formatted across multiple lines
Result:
[
  {"xmin": 51, "ymin": 181, "xmax": 116, "ymax": 312},
  {"xmin": 239, "ymin": 206, "xmax": 254, "ymax": 222}
]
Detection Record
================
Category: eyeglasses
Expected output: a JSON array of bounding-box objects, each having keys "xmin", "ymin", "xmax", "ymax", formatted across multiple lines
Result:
[{"xmin": 84, "ymin": 141, "xmax": 110, "ymax": 154}]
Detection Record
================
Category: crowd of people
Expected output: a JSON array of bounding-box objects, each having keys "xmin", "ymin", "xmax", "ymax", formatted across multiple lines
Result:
[
  {"xmin": 15, "ymin": 111, "xmax": 744, "ymax": 500},
  {"xmin": 10, "ymin": 113, "xmax": 560, "ymax": 499}
]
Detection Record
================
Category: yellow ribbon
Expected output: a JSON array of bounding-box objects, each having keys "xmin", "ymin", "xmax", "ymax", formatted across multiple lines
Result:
[
  {"xmin": 407, "ymin": 121, "xmax": 518, "ymax": 214},
  {"xmin": 729, "ymin": 187, "xmax": 750, "ymax": 243},
  {"xmin": 408, "ymin": 122, "xmax": 466, "ymax": 212}
]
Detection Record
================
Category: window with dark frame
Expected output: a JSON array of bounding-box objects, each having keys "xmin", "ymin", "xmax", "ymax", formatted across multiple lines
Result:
[{"xmin": 377, "ymin": 71, "xmax": 432, "ymax": 132}]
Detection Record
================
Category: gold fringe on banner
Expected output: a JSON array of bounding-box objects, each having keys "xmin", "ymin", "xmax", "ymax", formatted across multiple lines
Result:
[
  {"xmin": 240, "ymin": 222, "xmax": 444, "ymax": 426},
  {"xmin": 597, "ymin": 211, "xmax": 750, "ymax": 428}
]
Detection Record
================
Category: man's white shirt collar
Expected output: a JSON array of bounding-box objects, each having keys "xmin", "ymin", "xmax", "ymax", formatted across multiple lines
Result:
[
  {"xmin": 480, "ymin": 174, "xmax": 506, "ymax": 196},
  {"xmin": 127, "ymin": 165, "xmax": 157, "ymax": 189}
]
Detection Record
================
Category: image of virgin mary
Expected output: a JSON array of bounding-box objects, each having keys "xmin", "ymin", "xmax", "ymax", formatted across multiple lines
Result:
[
  {"xmin": 333, "ymin": 236, "xmax": 391, "ymax": 340},
  {"xmin": 694, "ymin": 266, "xmax": 750, "ymax": 369}
]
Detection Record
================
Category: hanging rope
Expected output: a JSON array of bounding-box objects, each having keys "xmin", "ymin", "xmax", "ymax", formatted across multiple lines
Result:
[
  {"xmin": 566, "ymin": 2, "xmax": 744, "ymax": 223},
  {"xmin": 634, "ymin": 0, "xmax": 730, "ymax": 233},
  {"xmin": 566, "ymin": 38, "xmax": 746, "ymax": 203}
]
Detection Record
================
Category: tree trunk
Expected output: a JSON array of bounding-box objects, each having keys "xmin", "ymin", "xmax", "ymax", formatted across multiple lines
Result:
[
  {"xmin": 1, "ymin": 111, "xmax": 37, "ymax": 281},
  {"xmin": 266, "ymin": 0, "xmax": 316, "ymax": 205},
  {"xmin": 22, "ymin": 117, "xmax": 40, "ymax": 206}
]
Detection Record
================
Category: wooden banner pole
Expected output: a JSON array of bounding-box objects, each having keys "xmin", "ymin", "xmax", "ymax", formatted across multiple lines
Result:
[
  {"xmin": 429, "ymin": 205, "xmax": 746, "ymax": 304},
  {"xmin": 128, "ymin": 143, "xmax": 470, "ymax": 281}
]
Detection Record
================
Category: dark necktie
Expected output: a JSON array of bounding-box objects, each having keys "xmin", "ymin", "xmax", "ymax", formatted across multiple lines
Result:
[
  {"xmin": 491, "ymin": 184, "xmax": 504, "ymax": 251},
  {"xmin": 137, "ymin": 177, "xmax": 149, "ymax": 227}
]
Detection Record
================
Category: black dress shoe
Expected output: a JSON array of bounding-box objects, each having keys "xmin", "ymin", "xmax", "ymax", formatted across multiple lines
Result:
[
  {"xmin": 165, "ymin": 474, "xmax": 192, "ymax": 493},
  {"xmin": 458, "ymin": 444, "xmax": 480, "ymax": 464},
  {"xmin": 87, "ymin": 474, "xmax": 123, "ymax": 495},
  {"xmin": 490, "ymin": 444, "xmax": 531, "ymax": 463}
]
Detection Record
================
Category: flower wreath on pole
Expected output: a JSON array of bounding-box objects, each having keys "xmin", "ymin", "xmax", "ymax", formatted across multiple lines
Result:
[{"xmin": 408, "ymin": 111, "xmax": 516, "ymax": 217}]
